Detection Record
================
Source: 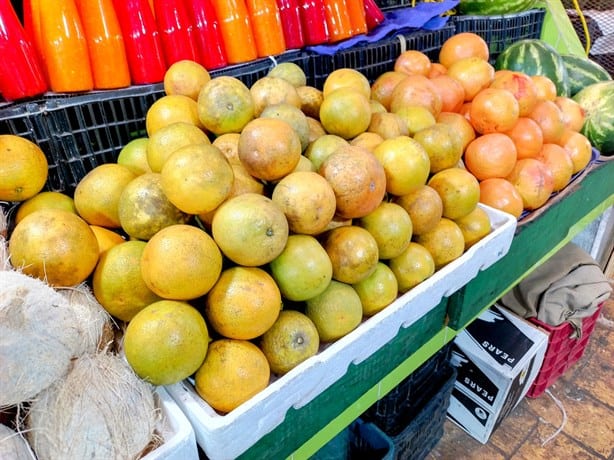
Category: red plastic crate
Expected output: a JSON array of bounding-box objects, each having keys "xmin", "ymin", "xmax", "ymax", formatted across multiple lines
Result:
[{"xmin": 526, "ymin": 302, "xmax": 604, "ymax": 398}]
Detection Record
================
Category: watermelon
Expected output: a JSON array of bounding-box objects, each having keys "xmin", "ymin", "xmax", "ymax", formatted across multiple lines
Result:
[
  {"xmin": 560, "ymin": 54, "xmax": 612, "ymax": 97},
  {"xmin": 457, "ymin": 0, "xmax": 537, "ymax": 15},
  {"xmin": 495, "ymin": 39, "xmax": 570, "ymax": 97},
  {"xmin": 572, "ymin": 81, "xmax": 614, "ymax": 156}
]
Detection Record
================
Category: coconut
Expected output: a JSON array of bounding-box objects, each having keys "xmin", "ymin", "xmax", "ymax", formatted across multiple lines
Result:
[
  {"xmin": 27, "ymin": 352, "xmax": 158, "ymax": 460},
  {"xmin": 0, "ymin": 423, "xmax": 35, "ymax": 460}
]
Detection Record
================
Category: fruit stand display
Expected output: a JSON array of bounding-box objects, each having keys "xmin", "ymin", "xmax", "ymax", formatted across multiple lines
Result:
[{"xmin": 1, "ymin": 1, "xmax": 613, "ymax": 459}]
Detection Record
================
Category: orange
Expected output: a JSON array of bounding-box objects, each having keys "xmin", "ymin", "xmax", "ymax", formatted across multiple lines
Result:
[
  {"xmin": 479, "ymin": 178, "xmax": 524, "ymax": 219},
  {"xmin": 261, "ymin": 103, "xmax": 311, "ymax": 152},
  {"xmin": 297, "ymin": 85, "xmax": 324, "ymax": 119},
  {"xmin": 372, "ymin": 136, "xmax": 430, "ymax": 196},
  {"xmin": 92, "ymin": 240, "xmax": 161, "ymax": 321},
  {"xmin": 413, "ymin": 122, "xmax": 463, "ymax": 174},
  {"xmin": 394, "ymin": 105, "xmax": 437, "ymax": 136},
  {"xmin": 389, "ymin": 74, "xmax": 442, "ymax": 116},
  {"xmin": 367, "ymin": 112, "xmax": 408, "ymax": 139},
  {"xmin": 15, "ymin": 191, "xmax": 77, "ymax": 225},
  {"xmin": 394, "ymin": 50, "xmax": 432, "ymax": 76},
  {"xmin": 197, "ymin": 76, "xmax": 255, "ymax": 136},
  {"xmin": 145, "ymin": 94, "xmax": 203, "ymax": 136},
  {"xmin": 269, "ymin": 234, "xmax": 333, "ymax": 301},
  {"xmin": 489, "ymin": 71, "xmax": 538, "ymax": 117},
  {"xmin": 163, "ymin": 59, "xmax": 211, "ymax": 100},
  {"xmin": 357, "ymin": 201, "xmax": 413, "ymax": 260},
  {"xmin": 146, "ymin": 121, "xmax": 210, "ymax": 173},
  {"xmin": 8, "ymin": 209, "xmax": 99, "ymax": 287},
  {"xmin": 259, "ymin": 310, "xmax": 320, "ymax": 375},
  {"xmin": 388, "ymin": 242, "xmax": 435, "ymax": 293},
  {"xmin": 503, "ymin": 117, "xmax": 544, "ymax": 159},
  {"xmin": 454, "ymin": 205, "xmax": 492, "ymax": 250},
  {"xmin": 394, "ymin": 184, "xmax": 443, "ymax": 236},
  {"xmin": 305, "ymin": 280, "xmax": 363, "ymax": 342},
  {"xmin": 446, "ymin": 56, "xmax": 495, "ymax": 102},
  {"xmin": 430, "ymin": 74, "xmax": 466, "ymax": 113},
  {"xmin": 428, "ymin": 167, "xmax": 480, "ymax": 220},
  {"xmin": 531, "ymin": 75, "xmax": 557, "ymax": 101},
  {"xmin": 436, "ymin": 111, "xmax": 476, "ymax": 151},
  {"xmin": 250, "ymin": 76, "xmax": 301, "ymax": 117},
  {"xmin": 0, "ymin": 134, "xmax": 48, "ymax": 202},
  {"xmin": 428, "ymin": 62, "xmax": 448, "ymax": 78},
  {"xmin": 537, "ymin": 143, "xmax": 574, "ymax": 192},
  {"xmin": 307, "ymin": 116, "xmax": 327, "ymax": 142},
  {"xmin": 304, "ymin": 134, "xmax": 348, "ymax": 171},
  {"xmin": 238, "ymin": 117, "xmax": 302, "ymax": 181},
  {"xmin": 506, "ymin": 158, "xmax": 554, "ymax": 210},
  {"xmin": 73, "ymin": 163, "xmax": 137, "ymax": 228},
  {"xmin": 370, "ymin": 70, "xmax": 407, "ymax": 111},
  {"xmin": 204, "ymin": 266, "xmax": 281, "ymax": 340},
  {"xmin": 117, "ymin": 137, "xmax": 152, "ymax": 175},
  {"xmin": 438, "ymin": 32, "xmax": 489, "ymax": 68},
  {"xmin": 464, "ymin": 133, "xmax": 517, "ymax": 180},
  {"xmin": 211, "ymin": 193, "xmax": 289, "ymax": 267},
  {"xmin": 553, "ymin": 96, "xmax": 585, "ymax": 132},
  {"xmin": 469, "ymin": 87, "xmax": 519, "ymax": 134},
  {"xmin": 141, "ymin": 224, "xmax": 222, "ymax": 300},
  {"xmin": 212, "ymin": 132, "xmax": 241, "ymax": 165},
  {"xmin": 267, "ymin": 61, "xmax": 307, "ymax": 87},
  {"xmin": 271, "ymin": 171, "xmax": 336, "ymax": 235},
  {"xmin": 414, "ymin": 217, "xmax": 465, "ymax": 269},
  {"xmin": 351, "ymin": 132, "xmax": 385, "ymax": 152},
  {"xmin": 528, "ymin": 99, "xmax": 566, "ymax": 144},
  {"xmin": 125, "ymin": 300, "xmax": 209, "ymax": 386},
  {"xmin": 352, "ymin": 262, "xmax": 398, "ymax": 316},
  {"xmin": 318, "ymin": 144, "xmax": 386, "ymax": 219},
  {"xmin": 558, "ymin": 130, "xmax": 592, "ymax": 174},
  {"xmin": 194, "ymin": 339, "xmax": 270, "ymax": 413},
  {"xmin": 319, "ymin": 87, "xmax": 372, "ymax": 139},
  {"xmin": 160, "ymin": 143, "xmax": 234, "ymax": 215},
  {"xmin": 323, "ymin": 225, "xmax": 380, "ymax": 284},
  {"xmin": 322, "ymin": 67, "xmax": 371, "ymax": 99},
  {"xmin": 89, "ymin": 224, "xmax": 125, "ymax": 254}
]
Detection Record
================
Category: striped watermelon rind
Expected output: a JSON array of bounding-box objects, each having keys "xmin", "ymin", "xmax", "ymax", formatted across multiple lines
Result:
[
  {"xmin": 560, "ymin": 54, "xmax": 612, "ymax": 97},
  {"xmin": 495, "ymin": 39, "xmax": 570, "ymax": 97},
  {"xmin": 457, "ymin": 0, "xmax": 537, "ymax": 15},
  {"xmin": 572, "ymin": 81, "xmax": 614, "ymax": 156}
]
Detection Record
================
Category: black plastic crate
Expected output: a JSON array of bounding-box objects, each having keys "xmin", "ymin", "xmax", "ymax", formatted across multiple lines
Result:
[
  {"xmin": 374, "ymin": 0, "xmax": 412, "ymax": 11},
  {"xmin": 451, "ymin": 9, "xmax": 546, "ymax": 64},
  {"xmin": 361, "ymin": 342, "xmax": 453, "ymax": 436},
  {"xmin": 312, "ymin": 418, "xmax": 395, "ymax": 460},
  {"xmin": 306, "ymin": 23, "xmax": 456, "ymax": 89}
]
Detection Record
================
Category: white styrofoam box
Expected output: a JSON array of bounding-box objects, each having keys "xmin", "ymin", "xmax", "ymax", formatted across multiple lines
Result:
[
  {"xmin": 144, "ymin": 387, "xmax": 199, "ymax": 460},
  {"xmin": 166, "ymin": 204, "xmax": 517, "ymax": 460}
]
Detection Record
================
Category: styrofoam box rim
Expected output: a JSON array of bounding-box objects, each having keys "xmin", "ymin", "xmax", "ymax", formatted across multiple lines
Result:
[
  {"xmin": 166, "ymin": 204, "xmax": 517, "ymax": 460},
  {"xmin": 143, "ymin": 387, "xmax": 199, "ymax": 460}
]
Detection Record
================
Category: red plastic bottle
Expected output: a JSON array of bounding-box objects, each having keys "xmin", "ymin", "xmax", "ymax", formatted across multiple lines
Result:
[
  {"xmin": 112, "ymin": 0, "xmax": 166, "ymax": 84},
  {"xmin": 322, "ymin": 0, "xmax": 352, "ymax": 42},
  {"xmin": 186, "ymin": 0, "xmax": 228, "ymax": 70},
  {"xmin": 211, "ymin": 0, "xmax": 258, "ymax": 64},
  {"xmin": 0, "ymin": 0, "xmax": 47, "ymax": 100},
  {"xmin": 297, "ymin": 0, "xmax": 329, "ymax": 46},
  {"xmin": 275, "ymin": 0, "xmax": 304, "ymax": 50},
  {"xmin": 363, "ymin": 0, "xmax": 385, "ymax": 30},
  {"xmin": 246, "ymin": 0, "xmax": 286, "ymax": 58},
  {"xmin": 153, "ymin": 0, "xmax": 200, "ymax": 66}
]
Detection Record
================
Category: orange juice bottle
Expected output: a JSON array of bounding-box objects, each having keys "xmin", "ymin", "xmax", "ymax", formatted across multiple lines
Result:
[
  {"xmin": 322, "ymin": 0, "xmax": 352, "ymax": 42},
  {"xmin": 246, "ymin": 0, "xmax": 286, "ymax": 57},
  {"xmin": 211, "ymin": 0, "xmax": 258, "ymax": 64},
  {"xmin": 346, "ymin": 0, "xmax": 367, "ymax": 35}
]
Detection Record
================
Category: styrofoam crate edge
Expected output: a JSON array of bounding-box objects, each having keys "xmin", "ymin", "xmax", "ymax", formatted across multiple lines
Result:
[
  {"xmin": 143, "ymin": 387, "xmax": 199, "ymax": 460},
  {"xmin": 165, "ymin": 204, "xmax": 516, "ymax": 460}
]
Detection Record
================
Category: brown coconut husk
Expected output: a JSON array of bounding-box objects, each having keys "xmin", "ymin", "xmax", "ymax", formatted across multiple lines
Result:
[
  {"xmin": 26, "ymin": 352, "xmax": 159, "ymax": 460},
  {"xmin": 0, "ymin": 423, "xmax": 36, "ymax": 460}
]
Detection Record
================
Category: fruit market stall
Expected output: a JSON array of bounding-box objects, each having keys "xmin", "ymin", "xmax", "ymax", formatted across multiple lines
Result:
[{"xmin": 1, "ymin": 0, "xmax": 613, "ymax": 459}]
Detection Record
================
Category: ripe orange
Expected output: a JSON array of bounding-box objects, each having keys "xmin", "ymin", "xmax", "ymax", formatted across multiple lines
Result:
[
  {"xmin": 124, "ymin": 300, "xmax": 210, "ymax": 386},
  {"xmin": 489, "ymin": 71, "xmax": 538, "ymax": 117},
  {"xmin": 479, "ymin": 178, "xmax": 524, "ymax": 219},
  {"xmin": 259, "ymin": 310, "xmax": 320, "ymax": 375},
  {"xmin": 436, "ymin": 111, "xmax": 476, "ymax": 151},
  {"xmin": 357, "ymin": 201, "xmax": 413, "ymax": 260},
  {"xmin": 414, "ymin": 217, "xmax": 465, "ymax": 269},
  {"xmin": 469, "ymin": 87, "xmax": 519, "ymax": 134},
  {"xmin": 271, "ymin": 171, "xmax": 336, "ymax": 235},
  {"xmin": 267, "ymin": 62, "xmax": 307, "ymax": 87},
  {"xmin": 322, "ymin": 67, "xmax": 371, "ymax": 98},
  {"xmin": 0, "ymin": 134, "xmax": 48, "ymax": 202},
  {"xmin": 318, "ymin": 145, "xmax": 386, "ymax": 219},
  {"xmin": 506, "ymin": 158, "xmax": 554, "ymax": 210},
  {"xmin": 439, "ymin": 32, "xmax": 489, "ymax": 68},
  {"xmin": 394, "ymin": 105, "xmax": 437, "ymax": 136},
  {"xmin": 553, "ymin": 96, "xmax": 585, "ymax": 132},
  {"xmin": 388, "ymin": 242, "xmax": 435, "ymax": 293},
  {"xmin": 319, "ymin": 87, "xmax": 372, "ymax": 139},
  {"xmin": 367, "ymin": 112, "xmax": 408, "ymax": 139},
  {"xmin": 394, "ymin": 50, "xmax": 432, "ymax": 76},
  {"xmin": 531, "ymin": 75, "xmax": 557, "ymax": 101},
  {"xmin": 117, "ymin": 137, "xmax": 152, "ymax": 175},
  {"xmin": 163, "ymin": 59, "xmax": 211, "ymax": 100},
  {"xmin": 212, "ymin": 132, "xmax": 242, "ymax": 165},
  {"xmin": 323, "ymin": 225, "xmax": 380, "ymax": 284},
  {"xmin": 352, "ymin": 262, "xmax": 398, "ymax": 316},
  {"xmin": 304, "ymin": 134, "xmax": 348, "ymax": 171},
  {"xmin": 370, "ymin": 70, "xmax": 407, "ymax": 111},
  {"xmin": 413, "ymin": 122, "xmax": 463, "ymax": 174},
  {"xmin": 261, "ymin": 102, "xmax": 311, "ymax": 152},
  {"xmin": 141, "ymin": 224, "xmax": 223, "ymax": 300},
  {"xmin": 454, "ymin": 205, "xmax": 492, "ymax": 250},
  {"xmin": 8, "ymin": 209, "xmax": 99, "ymax": 287},
  {"xmin": 146, "ymin": 121, "xmax": 211, "ymax": 173},
  {"xmin": 145, "ymin": 94, "xmax": 203, "ymax": 136},
  {"xmin": 446, "ymin": 56, "xmax": 495, "ymax": 102},
  {"xmin": 428, "ymin": 62, "xmax": 448, "ymax": 78},
  {"xmin": 89, "ymin": 225, "xmax": 126, "ymax": 254},
  {"xmin": 195, "ymin": 339, "xmax": 270, "ymax": 413},
  {"xmin": 464, "ymin": 133, "xmax": 517, "ymax": 180},
  {"xmin": 250, "ymin": 75, "xmax": 301, "ymax": 116},
  {"xmin": 351, "ymin": 132, "xmax": 385, "ymax": 152},
  {"xmin": 503, "ymin": 117, "xmax": 544, "ymax": 159},
  {"xmin": 430, "ymin": 74, "xmax": 466, "ymax": 113},
  {"xmin": 211, "ymin": 193, "xmax": 289, "ymax": 266},
  {"xmin": 558, "ymin": 129, "xmax": 592, "ymax": 174},
  {"xmin": 205, "ymin": 266, "xmax": 281, "ymax": 340},
  {"xmin": 297, "ymin": 85, "xmax": 324, "ymax": 119},
  {"xmin": 537, "ymin": 143, "xmax": 574, "ymax": 192},
  {"xmin": 305, "ymin": 280, "xmax": 363, "ymax": 342},
  {"xmin": 14, "ymin": 191, "xmax": 77, "ymax": 225},
  {"xmin": 389, "ymin": 74, "xmax": 442, "ymax": 116},
  {"xmin": 237, "ymin": 117, "xmax": 302, "ymax": 181},
  {"xmin": 197, "ymin": 76, "xmax": 255, "ymax": 136},
  {"xmin": 372, "ymin": 135, "xmax": 430, "ymax": 196},
  {"xmin": 428, "ymin": 167, "xmax": 480, "ymax": 220},
  {"xmin": 528, "ymin": 99, "xmax": 566, "ymax": 144},
  {"xmin": 394, "ymin": 184, "xmax": 443, "ymax": 236}
]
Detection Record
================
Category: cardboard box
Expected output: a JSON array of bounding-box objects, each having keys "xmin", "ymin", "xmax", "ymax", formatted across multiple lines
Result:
[{"xmin": 447, "ymin": 304, "xmax": 549, "ymax": 443}]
